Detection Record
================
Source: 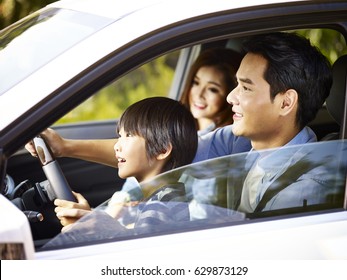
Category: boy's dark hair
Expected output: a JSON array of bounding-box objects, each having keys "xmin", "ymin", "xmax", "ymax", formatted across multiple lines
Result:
[
  {"xmin": 117, "ymin": 97, "xmax": 198, "ymax": 173},
  {"xmin": 243, "ymin": 32, "xmax": 333, "ymax": 129}
]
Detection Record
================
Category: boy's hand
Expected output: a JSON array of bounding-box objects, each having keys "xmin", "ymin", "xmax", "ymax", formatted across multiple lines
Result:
[{"xmin": 54, "ymin": 191, "xmax": 91, "ymax": 231}]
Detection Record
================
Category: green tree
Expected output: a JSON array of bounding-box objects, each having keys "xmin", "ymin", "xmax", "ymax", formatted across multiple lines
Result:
[
  {"xmin": 297, "ymin": 29, "xmax": 347, "ymax": 64},
  {"xmin": 57, "ymin": 52, "xmax": 179, "ymax": 124},
  {"xmin": 0, "ymin": 0, "xmax": 55, "ymax": 30}
]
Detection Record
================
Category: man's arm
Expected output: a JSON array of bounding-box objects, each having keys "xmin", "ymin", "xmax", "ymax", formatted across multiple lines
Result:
[
  {"xmin": 62, "ymin": 138, "xmax": 117, "ymax": 167},
  {"xmin": 25, "ymin": 128, "xmax": 118, "ymax": 168}
]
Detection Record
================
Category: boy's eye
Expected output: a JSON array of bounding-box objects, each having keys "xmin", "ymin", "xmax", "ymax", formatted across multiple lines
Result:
[{"xmin": 117, "ymin": 131, "xmax": 132, "ymax": 138}]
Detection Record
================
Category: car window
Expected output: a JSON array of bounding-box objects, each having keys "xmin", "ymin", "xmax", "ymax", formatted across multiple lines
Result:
[
  {"xmin": 54, "ymin": 28, "xmax": 346, "ymax": 127},
  {"xmin": 55, "ymin": 51, "xmax": 180, "ymax": 124},
  {"xmin": 40, "ymin": 140, "xmax": 347, "ymax": 249}
]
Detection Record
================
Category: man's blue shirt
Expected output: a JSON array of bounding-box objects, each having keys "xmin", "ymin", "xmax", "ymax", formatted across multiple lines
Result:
[
  {"xmin": 193, "ymin": 125, "xmax": 251, "ymax": 162},
  {"xmin": 193, "ymin": 125, "xmax": 316, "ymax": 163}
]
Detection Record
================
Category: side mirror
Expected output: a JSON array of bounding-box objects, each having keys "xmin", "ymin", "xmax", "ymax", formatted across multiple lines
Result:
[{"xmin": 0, "ymin": 194, "xmax": 35, "ymax": 259}]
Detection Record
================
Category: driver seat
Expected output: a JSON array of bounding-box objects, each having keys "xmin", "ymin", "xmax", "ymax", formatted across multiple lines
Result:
[{"xmin": 321, "ymin": 55, "xmax": 347, "ymax": 140}]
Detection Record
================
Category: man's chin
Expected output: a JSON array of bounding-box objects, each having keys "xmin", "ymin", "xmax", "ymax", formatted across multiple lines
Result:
[{"xmin": 231, "ymin": 124, "xmax": 243, "ymax": 136}]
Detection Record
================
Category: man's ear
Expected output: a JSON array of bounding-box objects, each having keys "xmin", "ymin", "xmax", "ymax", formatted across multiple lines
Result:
[
  {"xmin": 279, "ymin": 89, "xmax": 298, "ymax": 116},
  {"xmin": 156, "ymin": 143, "xmax": 172, "ymax": 160}
]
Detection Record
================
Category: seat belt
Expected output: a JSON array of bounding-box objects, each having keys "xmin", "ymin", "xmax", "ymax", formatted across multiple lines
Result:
[{"xmin": 253, "ymin": 160, "xmax": 313, "ymax": 212}]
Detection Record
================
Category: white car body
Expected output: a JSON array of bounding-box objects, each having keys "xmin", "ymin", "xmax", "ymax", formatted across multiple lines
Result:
[{"xmin": 0, "ymin": 0, "xmax": 346, "ymax": 267}]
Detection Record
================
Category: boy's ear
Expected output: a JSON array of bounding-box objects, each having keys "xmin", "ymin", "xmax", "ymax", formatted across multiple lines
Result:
[
  {"xmin": 156, "ymin": 143, "xmax": 172, "ymax": 160},
  {"xmin": 279, "ymin": 89, "xmax": 298, "ymax": 116}
]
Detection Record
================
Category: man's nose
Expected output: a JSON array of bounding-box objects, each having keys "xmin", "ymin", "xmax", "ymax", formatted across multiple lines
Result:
[{"xmin": 226, "ymin": 86, "xmax": 238, "ymax": 105}]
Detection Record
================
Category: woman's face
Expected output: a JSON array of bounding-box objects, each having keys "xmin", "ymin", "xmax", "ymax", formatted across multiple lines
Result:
[{"xmin": 189, "ymin": 66, "xmax": 229, "ymax": 130}]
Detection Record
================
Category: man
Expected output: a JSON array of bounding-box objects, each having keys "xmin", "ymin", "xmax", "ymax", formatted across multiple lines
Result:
[
  {"xmin": 193, "ymin": 32, "xmax": 334, "ymax": 212},
  {"xmin": 194, "ymin": 32, "xmax": 331, "ymax": 162}
]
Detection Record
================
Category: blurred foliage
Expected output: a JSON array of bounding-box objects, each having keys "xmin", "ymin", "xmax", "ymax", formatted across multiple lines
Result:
[
  {"xmin": 296, "ymin": 29, "xmax": 347, "ymax": 64},
  {"xmin": 0, "ymin": 0, "xmax": 55, "ymax": 30},
  {"xmin": 1, "ymin": 1, "xmax": 346, "ymax": 125},
  {"xmin": 58, "ymin": 53, "xmax": 179, "ymax": 124}
]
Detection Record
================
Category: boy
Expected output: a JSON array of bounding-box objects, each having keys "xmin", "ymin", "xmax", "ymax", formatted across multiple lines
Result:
[{"xmin": 54, "ymin": 97, "xmax": 198, "ymax": 233}]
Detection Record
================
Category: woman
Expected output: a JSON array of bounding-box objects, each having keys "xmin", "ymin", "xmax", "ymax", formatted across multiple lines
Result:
[
  {"xmin": 180, "ymin": 48, "xmax": 243, "ymax": 135},
  {"xmin": 178, "ymin": 48, "xmax": 243, "ymax": 219}
]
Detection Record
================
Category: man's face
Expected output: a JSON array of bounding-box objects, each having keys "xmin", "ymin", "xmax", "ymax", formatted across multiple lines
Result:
[{"xmin": 227, "ymin": 53, "xmax": 283, "ymax": 148}]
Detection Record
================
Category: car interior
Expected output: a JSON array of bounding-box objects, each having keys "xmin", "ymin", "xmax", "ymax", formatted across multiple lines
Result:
[
  {"xmin": 323, "ymin": 54, "xmax": 347, "ymax": 140},
  {"xmin": 4, "ymin": 26, "xmax": 347, "ymax": 249}
]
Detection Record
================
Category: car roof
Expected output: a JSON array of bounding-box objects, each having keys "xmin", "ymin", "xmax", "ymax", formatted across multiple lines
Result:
[{"xmin": 48, "ymin": 0, "xmax": 301, "ymax": 20}]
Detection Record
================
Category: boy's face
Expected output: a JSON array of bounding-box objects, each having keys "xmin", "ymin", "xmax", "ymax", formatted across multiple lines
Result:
[
  {"xmin": 114, "ymin": 128, "xmax": 162, "ymax": 182},
  {"xmin": 226, "ymin": 53, "xmax": 284, "ymax": 148}
]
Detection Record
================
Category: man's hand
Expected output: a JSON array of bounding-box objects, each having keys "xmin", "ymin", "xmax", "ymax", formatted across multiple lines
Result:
[{"xmin": 25, "ymin": 128, "xmax": 65, "ymax": 158}]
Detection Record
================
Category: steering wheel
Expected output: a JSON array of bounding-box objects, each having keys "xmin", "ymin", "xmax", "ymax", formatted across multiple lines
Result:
[
  {"xmin": 4, "ymin": 174, "xmax": 15, "ymax": 198},
  {"xmin": 33, "ymin": 136, "xmax": 77, "ymax": 202}
]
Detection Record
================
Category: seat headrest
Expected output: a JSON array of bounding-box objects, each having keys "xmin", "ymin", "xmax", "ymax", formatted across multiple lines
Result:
[{"xmin": 326, "ymin": 55, "xmax": 347, "ymax": 125}]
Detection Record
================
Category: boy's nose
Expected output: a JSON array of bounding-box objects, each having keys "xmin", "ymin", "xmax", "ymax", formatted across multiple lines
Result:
[{"xmin": 114, "ymin": 140, "xmax": 120, "ymax": 152}]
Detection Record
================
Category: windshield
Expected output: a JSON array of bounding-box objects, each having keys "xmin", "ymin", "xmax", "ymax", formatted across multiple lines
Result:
[
  {"xmin": 41, "ymin": 140, "xmax": 347, "ymax": 250},
  {"xmin": 0, "ymin": 8, "xmax": 113, "ymax": 95}
]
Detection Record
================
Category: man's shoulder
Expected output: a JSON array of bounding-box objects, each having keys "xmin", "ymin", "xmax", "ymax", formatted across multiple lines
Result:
[
  {"xmin": 288, "ymin": 126, "xmax": 317, "ymax": 145},
  {"xmin": 195, "ymin": 125, "xmax": 251, "ymax": 162},
  {"xmin": 200, "ymin": 125, "xmax": 234, "ymax": 142}
]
